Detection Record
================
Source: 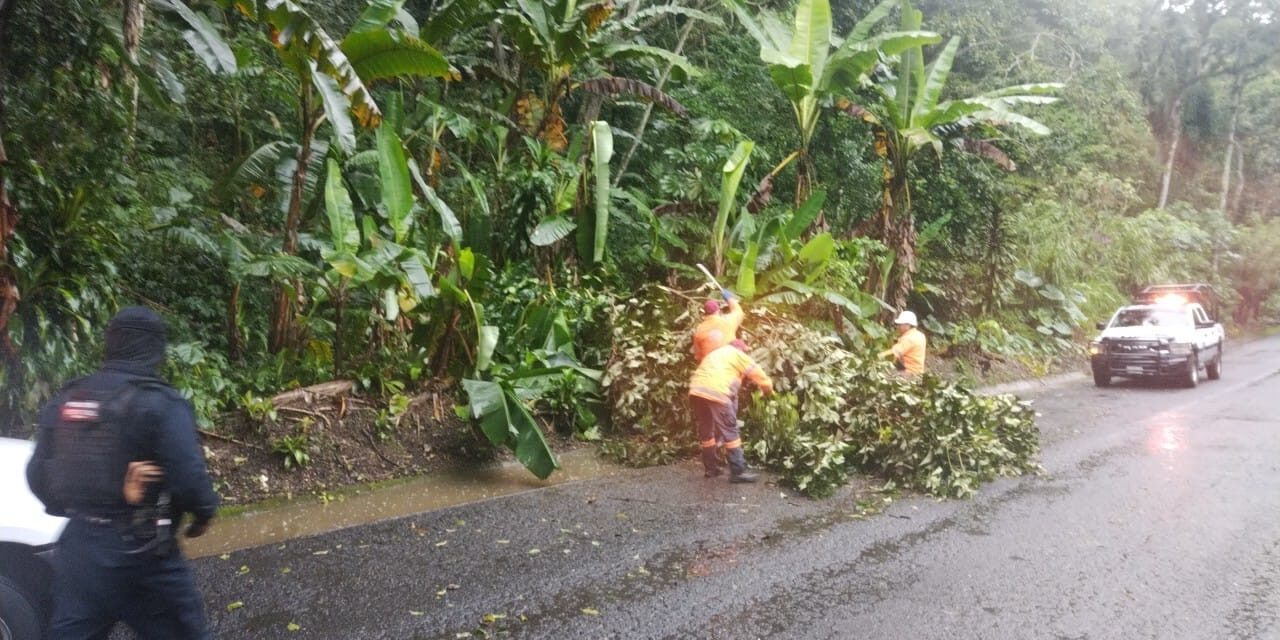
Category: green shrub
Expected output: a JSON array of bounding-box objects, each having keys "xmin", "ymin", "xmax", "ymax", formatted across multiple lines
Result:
[{"xmin": 607, "ymin": 295, "xmax": 1041, "ymax": 498}]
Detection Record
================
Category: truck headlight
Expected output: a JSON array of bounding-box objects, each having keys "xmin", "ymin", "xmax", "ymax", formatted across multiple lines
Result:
[
  {"xmin": 1088, "ymin": 342, "xmax": 1102, "ymax": 355},
  {"xmin": 1167, "ymin": 342, "xmax": 1192, "ymax": 355}
]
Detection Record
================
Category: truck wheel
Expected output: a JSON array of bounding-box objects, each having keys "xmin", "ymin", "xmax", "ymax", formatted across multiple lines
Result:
[
  {"xmin": 1092, "ymin": 367, "xmax": 1111, "ymax": 387},
  {"xmin": 1206, "ymin": 344, "xmax": 1222, "ymax": 380},
  {"xmin": 0, "ymin": 575, "xmax": 42, "ymax": 640},
  {"xmin": 1181, "ymin": 352, "xmax": 1199, "ymax": 388}
]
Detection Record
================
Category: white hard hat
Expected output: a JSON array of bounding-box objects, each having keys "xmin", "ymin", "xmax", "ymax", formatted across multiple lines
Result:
[{"xmin": 893, "ymin": 310, "xmax": 918, "ymax": 326}]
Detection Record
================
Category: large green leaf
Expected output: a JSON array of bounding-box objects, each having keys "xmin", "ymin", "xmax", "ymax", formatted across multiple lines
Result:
[
  {"xmin": 824, "ymin": 32, "xmax": 940, "ymax": 91},
  {"xmin": 407, "ymin": 159, "xmax": 463, "ymax": 244},
  {"xmin": 376, "ymin": 126, "xmax": 414, "ymax": 243},
  {"xmin": 156, "ymin": 0, "xmax": 238, "ymax": 74},
  {"xmin": 798, "ymin": 232, "xmax": 835, "ymax": 266},
  {"xmin": 783, "ymin": 190, "xmax": 826, "ymax": 241},
  {"xmin": 848, "ymin": 0, "xmax": 897, "ymax": 42},
  {"xmin": 340, "ymin": 30, "xmax": 452, "ymax": 82},
  {"xmin": 768, "ymin": 62, "xmax": 814, "ymax": 104},
  {"xmin": 476, "ymin": 325, "xmax": 500, "ymax": 372},
  {"xmin": 530, "ymin": 216, "xmax": 577, "ymax": 246},
  {"xmin": 789, "ymin": 0, "xmax": 831, "ymax": 88},
  {"xmin": 461, "ymin": 379, "xmax": 515, "ymax": 444},
  {"xmin": 399, "ymin": 250, "xmax": 436, "ymax": 301},
  {"xmin": 590, "ymin": 120, "xmax": 613, "ymax": 264},
  {"xmin": 912, "ymin": 36, "xmax": 959, "ymax": 122},
  {"xmin": 348, "ymin": 0, "xmax": 407, "ymax": 34},
  {"xmin": 323, "ymin": 159, "xmax": 360, "ymax": 253},
  {"xmin": 513, "ymin": 401, "xmax": 559, "ymax": 480},
  {"xmin": 309, "ymin": 63, "xmax": 357, "ymax": 154},
  {"xmin": 714, "ymin": 141, "xmax": 754, "ymax": 276}
]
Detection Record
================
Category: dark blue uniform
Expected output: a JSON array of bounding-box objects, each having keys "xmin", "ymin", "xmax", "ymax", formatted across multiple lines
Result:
[{"xmin": 26, "ymin": 307, "xmax": 218, "ymax": 640}]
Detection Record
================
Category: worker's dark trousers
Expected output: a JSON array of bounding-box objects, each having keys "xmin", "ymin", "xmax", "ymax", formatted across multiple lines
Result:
[
  {"xmin": 49, "ymin": 519, "xmax": 211, "ymax": 640},
  {"xmin": 691, "ymin": 395, "xmax": 743, "ymax": 475}
]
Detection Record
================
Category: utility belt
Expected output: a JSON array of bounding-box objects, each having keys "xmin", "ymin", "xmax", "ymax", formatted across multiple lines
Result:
[{"xmin": 68, "ymin": 492, "xmax": 175, "ymax": 557}]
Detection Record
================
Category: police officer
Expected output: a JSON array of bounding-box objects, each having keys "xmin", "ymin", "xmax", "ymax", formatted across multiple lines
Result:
[{"xmin": 26, "ymin": 306, "xmax": 219, "ymax": 639}]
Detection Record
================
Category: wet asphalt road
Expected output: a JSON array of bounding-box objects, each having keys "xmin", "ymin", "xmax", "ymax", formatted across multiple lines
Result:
[{"xmin": 185, "ymin": 335, "xmax": 1280, "ymax": 639}]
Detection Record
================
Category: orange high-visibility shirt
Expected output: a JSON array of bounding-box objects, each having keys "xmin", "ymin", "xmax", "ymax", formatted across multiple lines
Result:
[
  {"xmin": 689, "ymin": 344, "xmax": 773, "ymax": 405},
  {"xmin": 692, "ymin": 299, "xmax": 743, "ymax": 362},
  {"xmin": 891, "ymin": 327, "xmax": 927, "ymax": 375}
]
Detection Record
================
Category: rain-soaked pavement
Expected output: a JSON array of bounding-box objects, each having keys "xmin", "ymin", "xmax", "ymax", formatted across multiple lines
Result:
[{"xmin": 178, "ymin": 335, "xmax": 1280, "ymax": 639}]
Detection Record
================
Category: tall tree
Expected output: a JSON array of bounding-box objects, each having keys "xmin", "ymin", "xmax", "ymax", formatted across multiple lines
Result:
[
  {"xmin": 725, "ymin": 0, "xmax": 938, "ymax": 225},
  {"xmin": 845, "ymin": 0, "xmax": 1060, "ymax": 310}
]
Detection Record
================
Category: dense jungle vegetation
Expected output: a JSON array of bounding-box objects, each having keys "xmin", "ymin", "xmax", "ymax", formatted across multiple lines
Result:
[{"xmin": 1, "ymin": 0, "xmax": 1277, "ymax": 497}]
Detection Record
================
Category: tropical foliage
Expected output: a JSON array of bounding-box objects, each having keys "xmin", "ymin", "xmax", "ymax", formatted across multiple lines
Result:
[{"xmin": 1, "ymin": 0, "xmax": 1277, "ymax": 493}]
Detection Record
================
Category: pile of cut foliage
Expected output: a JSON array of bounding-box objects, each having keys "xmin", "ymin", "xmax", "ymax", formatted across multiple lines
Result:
[{"xmin": 605, "ymin": 287, "xmax": 1040, "ymax": 498}]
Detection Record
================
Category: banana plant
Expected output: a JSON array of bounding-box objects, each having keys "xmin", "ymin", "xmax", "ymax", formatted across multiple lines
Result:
[
  {"xmin": 728, "ymin": 191, "xmax": 885, "ymax": 322},
  {"xmin": 499, "ymin": 0, "xmax": 700, "ymax": 152},
  {"xmin": 176, "ymin": 0, "xmax": 453, "ymax": 352},
  {"xmin": 724, "ymin": 0, "xmax": 940, "ymax": 214},
  {"xmin": 840, "ymin": 0, "xmax": 1062, "ymax": 309}
]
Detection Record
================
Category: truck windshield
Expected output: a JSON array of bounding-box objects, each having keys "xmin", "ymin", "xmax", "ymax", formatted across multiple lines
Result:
[{"xmin": 1111, "ymin": 308, "xmax": 1190, "ymax": 328}]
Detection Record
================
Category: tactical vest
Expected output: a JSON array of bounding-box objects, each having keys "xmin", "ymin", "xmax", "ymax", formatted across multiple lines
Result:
[{"xmin": 47, "ymin": 379, "xmax": 147, "ymax": 516}]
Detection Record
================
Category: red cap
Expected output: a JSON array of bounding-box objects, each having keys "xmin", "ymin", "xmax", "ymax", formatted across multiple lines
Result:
[{"xmin": 704, "ymin": 300, "xmax": 722, "ymax": 315}]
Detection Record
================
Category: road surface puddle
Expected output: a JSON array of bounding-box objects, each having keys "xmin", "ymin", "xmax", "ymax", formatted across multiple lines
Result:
[{"xmin": 186, "ymin": 448, "xmax": 618, "ymax": 558}]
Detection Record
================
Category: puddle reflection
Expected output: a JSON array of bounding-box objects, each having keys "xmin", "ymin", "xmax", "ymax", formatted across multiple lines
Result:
[
  {"xmin": 187, "ymin": 448, "xmax": 618, "ymax": 558},
  {"xmin": 1145, "ymin": 411, "xmax": 1187, "ymax": 459}
]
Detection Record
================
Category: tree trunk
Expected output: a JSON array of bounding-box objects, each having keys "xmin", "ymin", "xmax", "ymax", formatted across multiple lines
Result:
[
  {"xmin": 1230, "ymin": 144, "xmax": 1245, "ymax": 221},
  {"xmin": 226, "ymin": 281, "xmax": 242, "ymax": 362},
  {"xmin": 864, "ymin": 156, "xmax": 912, "ymax": 312},
  {"xmin": 1218, "ymin": 79, "xmax": 1243, "ymax": 215},
  {"xmin": 1157, "ymin": 95, "xmax": 1183, "ymax": 210},
  {"xmin": 614, "ymin": 17, "xmax": 695, "ymax": 187},
  {"xmin": 122, "ymin": 0, "xmax": 147, "ymax": 145},
  {"xmin": 269, "ymin": 98, "xmax": 316, "ymax": 354}
]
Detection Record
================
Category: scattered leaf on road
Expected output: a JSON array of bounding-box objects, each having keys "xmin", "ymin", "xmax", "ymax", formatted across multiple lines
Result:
[
  {"xmin": 527, "ymin": 548, "xmax": 541, "ymax": 555},
  {"xmin": 236, "ymin": 566, "xmax": 250, "ymax": 576},
  {"xmin": 226, "ymin": 601, "xmax": 243, "ymax": 612},
  {"xmin": 582, "ymin": 608, "xmax": 600, "ymax": 616},
  {"xmin": 435, "ymin": 540, "xmax": 449, "ymax": 547},
  {"xmin": 496, "ymin": 539, "xmax": 510, "ymax": 545},
  {"xmin": 287, "ymin": 622, "xmax": 300, "ymax": 632},
  {"xmin": 219, "ymin": 553, "xmax": 230, "ymax": 561},
  {"xmin": 410, "ymin": 610, "xmax": 424, "ymax": 616}
]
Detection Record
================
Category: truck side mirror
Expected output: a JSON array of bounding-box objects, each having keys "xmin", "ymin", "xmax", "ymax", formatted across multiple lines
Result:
[{"xmin": 1095, "ymin": 321, "xmax": 1107, "ymax": 331}]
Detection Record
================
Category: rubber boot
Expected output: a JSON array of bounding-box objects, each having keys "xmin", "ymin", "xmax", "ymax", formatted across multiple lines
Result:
[
  {"xmin": 701, "ymin": 447, "xmax": 723, "ymax": 478},
  {"xmin": 726, "ymin": 447, "xmax": 757, "ymax": 483}
]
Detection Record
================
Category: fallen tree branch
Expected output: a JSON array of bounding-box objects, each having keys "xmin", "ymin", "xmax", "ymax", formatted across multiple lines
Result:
[
  {"xmin": 271, "ymin": 380, "xmax": 354, "ymax": 407},
  {"xmin": 198, "ymin": 428, "xmax": 261, "ymax": 450}
]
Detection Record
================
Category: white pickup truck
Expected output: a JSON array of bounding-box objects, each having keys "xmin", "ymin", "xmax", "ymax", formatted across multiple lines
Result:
[
  {"xmin": 0, "ymin": 437, "xmax": 66, "ymax": 639},
  {"xmin": 1089, "ymin": 292, "xmax": 1225, "ymax": 388}
]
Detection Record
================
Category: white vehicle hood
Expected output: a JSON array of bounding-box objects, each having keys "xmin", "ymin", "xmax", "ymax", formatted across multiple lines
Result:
[
  {"xmin": 1100, "ymin": 326, "xmax": 1194, "ymax": 342},
  {"xmin": 0, "ymin": 437, "xmax": 67, "ymax": 546}
]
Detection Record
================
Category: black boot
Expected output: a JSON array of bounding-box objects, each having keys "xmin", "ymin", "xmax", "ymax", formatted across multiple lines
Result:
[
  {"xmin": 701, "ymin": 447, "xmax": 723, "ymax": 478},
  {"xmin": 726, "ymin": 447, "xmax": 757, "ymax": 483}
]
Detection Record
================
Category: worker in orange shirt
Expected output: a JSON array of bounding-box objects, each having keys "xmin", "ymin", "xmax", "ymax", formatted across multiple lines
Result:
[
  {"xmin": 689, "ymin": 339, "xmax": 773, "ymax": 483},
  {"xmin": 692, "ymin": 296, "xmax": 744, "ymax": 363},
  {"xmin": 878, "ymin": 310, "xmax": 926, "ymax": 377}
]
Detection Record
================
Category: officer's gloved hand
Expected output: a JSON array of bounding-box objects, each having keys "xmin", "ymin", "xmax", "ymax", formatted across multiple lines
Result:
[
  {"xmin": 185, "ymin": 520, "xmax": 210, "ymax": 538},
  {"xmin": 123, "ymin": 461, "xmax": 165, "ymax": 505}
]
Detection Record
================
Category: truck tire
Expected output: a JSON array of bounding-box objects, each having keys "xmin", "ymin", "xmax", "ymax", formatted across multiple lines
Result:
[
  {"xmin": 1181, "ymin": 352, "xmax": 1199, "ymax": 388},
  {"xmin": 1206, "ymin": 344, "xmax": 1222, "ymax": 380},
  {"xmin": 0, "ymin": 575, "xmax": 41, "ymax": 640},
  {"xmin": 1092, "ymin": 366, "xmax": 1110, "ymax": 387}
]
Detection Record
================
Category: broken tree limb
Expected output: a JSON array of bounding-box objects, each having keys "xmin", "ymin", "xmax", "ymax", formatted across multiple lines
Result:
[{"xmin": 271, "ymin": 380, "xmax": 354, "ymax": 407}]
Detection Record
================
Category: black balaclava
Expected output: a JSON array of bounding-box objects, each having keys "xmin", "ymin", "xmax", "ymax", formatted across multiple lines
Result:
[{"xmin": 103, "ymin": 306, "xmax": 168, "ymax": 376}]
